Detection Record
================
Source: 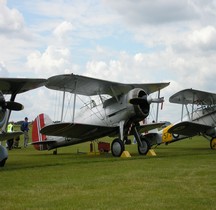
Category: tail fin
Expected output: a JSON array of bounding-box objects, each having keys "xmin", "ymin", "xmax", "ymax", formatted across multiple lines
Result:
[{"xmin": 32, "ymin": 113, "xmax": 52, "ymax": 150}]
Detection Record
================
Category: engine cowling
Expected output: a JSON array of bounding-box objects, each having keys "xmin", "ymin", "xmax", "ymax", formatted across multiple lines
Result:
[
  {"xmin": 127, "ymin": 88, "xmax": 150, "ymax": 122},
  {"xmin": 0, "ymin": 91, "xmax": 24, "ymax": 128}
]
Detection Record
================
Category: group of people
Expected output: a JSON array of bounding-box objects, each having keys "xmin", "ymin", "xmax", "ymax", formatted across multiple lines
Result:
[{"xmin": 6, "ymin": 117, "xmax": 29, "ymax": 150}]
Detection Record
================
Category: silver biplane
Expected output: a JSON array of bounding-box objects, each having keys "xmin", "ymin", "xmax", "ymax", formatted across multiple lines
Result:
[
  {"xmin": 0, "ymin": 78, "xmax": 46, "ymax": 166},
  {"xmin": 32, "ymin": 73, "xmax": 169, "ymax": 157},
  {"xmin": 168, "ymin": 88, "xmax": 216, "ymax": 149},
  {"xmin": 142, "ymin": 88, "xmax": 216, "ymax": 149}
]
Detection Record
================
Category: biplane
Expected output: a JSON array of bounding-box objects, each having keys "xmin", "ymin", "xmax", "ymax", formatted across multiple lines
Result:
[
  {"xmin": 168, "ymin": 88, "xmax": 216, "ymax": 149},
  {"xmin": 0, "ymin": 78, "xmax": 46, "ymax": 166},
  {"xmin": 32, "ymin": 73, "xmax": 169, "ymax": 157},
  {"xmin": 142, "ymin": 88, "xmax": 216, "ymax": 150}
]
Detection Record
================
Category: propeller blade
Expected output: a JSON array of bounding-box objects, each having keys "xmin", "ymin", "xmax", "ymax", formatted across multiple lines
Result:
[
  {"xmin": 151, "ymin": 97, "xmax": 164, "ymax": 103},
  {"xmin": 129, "ymin": 96, "xmax": 164, "ymax": 105},
  {"xmin": 129, "ymin": 98, "xmax": 147, "ymax": 105},
  {"xmin": 5, "ymin": 101, "xmax": 24, "ymax": 111}
]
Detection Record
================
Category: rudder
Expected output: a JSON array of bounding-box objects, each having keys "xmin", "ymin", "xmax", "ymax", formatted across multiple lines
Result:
[{"xmin": 32, "ymin": 113, "xmax": 52, "ymax": 150}]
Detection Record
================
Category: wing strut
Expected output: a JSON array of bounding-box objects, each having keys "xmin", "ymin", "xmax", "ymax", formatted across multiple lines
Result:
[
  {"xmin": 110, "ymin": 86, "xmax": 119, "ymax": 102},
  {"xmin": 191, "ymin": 93, "xmax": 195, "ymax": 120},
  {"xmin": 61, "ymin": 90, "xmax": 66, "ymax": 122},
  {"xmin": 72, "ymin": 79, "xmax": 78, "ymax": 123},
  {"xmin": 181, "ymin": 104, "xmax": 184, "ymax": 121},
  {"xmin": 72, "ymin": 93, "xmax": 77, "ymax": 123},
  {"xmin": 155, "ymin": 89, "xmax": 160, "ymax": 122},
  {"xmin": 185, "ymin": 104, "xmax": 191, "ymax": 121}
]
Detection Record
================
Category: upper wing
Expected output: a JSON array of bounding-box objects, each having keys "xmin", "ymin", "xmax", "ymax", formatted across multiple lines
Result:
[
  {"xmin": 46, "ymin": 74, "xmax": 170, "ymax": 96},
  {"xmin": 0, "ymin": 78, "xmax": 47, "ymax": 95},
  {"xmin": 168, "ymin": 121, "xmax": 212, "ymax": 136},
  {"xmin": 41, "ymin": 122, "xmax": 118, "ymax": 141},
  {"xmin": 169, "ymin": 88, "xmax": 216, "ymax": 105},
  {"xmin": 0, "ymin": 131, "xmax": 23, "ymax": 141}
]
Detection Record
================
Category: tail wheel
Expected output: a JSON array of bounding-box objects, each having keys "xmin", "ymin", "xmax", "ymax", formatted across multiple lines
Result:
[
  {"xmin": 111, "ymin": 138, "xmax": 125, "ymax": 157},
  {"xmin": 210, "ymin": 138, "xmax": 216, "ymax": 150},
  {"xmin": 138, "ymin": 136, "xmax": 150, "ymax": 155}
]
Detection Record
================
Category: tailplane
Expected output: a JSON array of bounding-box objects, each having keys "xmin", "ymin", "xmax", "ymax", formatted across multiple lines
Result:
[{"xmin": 32, "ymin": 113, "xmax": 52, "ymax": 150}]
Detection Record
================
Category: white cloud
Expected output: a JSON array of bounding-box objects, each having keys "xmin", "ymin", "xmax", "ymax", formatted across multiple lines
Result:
[
  {"xmin": 26, "ymin": 45, "xmax": 74, "ymax": 78},
  {"xmin": 53, "ymin": 21, "xmax": 74, "ymax": 40},
  {"xmin": 0, "ymin": 0, "xmax": 26, "ymax": 36},
  {"xmin": 188, "ymin": 26, "xmax": 216, "ymax": 50},
  {"xmin": 0, "ymin": 61, "xmax": 9, "ymax": 76},
  {"xmin": 105, "ymin": 0, "xmax": 198, "ymax": 25}
]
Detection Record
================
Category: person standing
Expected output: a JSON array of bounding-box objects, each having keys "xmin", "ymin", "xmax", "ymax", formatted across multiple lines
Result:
[
  {"xmin": 21, "ymin": 117, "xmax": 29, "ymax": 148},
  {"xmin": 7, "ymin": 121, "xmax": 14, "ymax": 150}
]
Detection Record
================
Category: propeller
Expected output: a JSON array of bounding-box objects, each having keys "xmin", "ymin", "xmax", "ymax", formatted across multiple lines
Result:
[
  {"xmin": 0, "ymin": 100, "xmax": 24, "ymax": 111},
  {"xmin": 129, "ymin": 95, "xmax": 164, "ymax": 105}
]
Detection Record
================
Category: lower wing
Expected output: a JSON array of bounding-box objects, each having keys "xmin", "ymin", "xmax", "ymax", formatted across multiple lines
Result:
[
  {"xmin": 41, "ymin": 122, "xmax": 118, "ymax": 141},
  {"xmin": 137, "ymin": 122, "xmax": 165, "ymax": 134},
  {"xmin": 0, "ymin": 131, "xmax": 23, "ymax": 141},
  {"xmin": 168, "ymin": 121, "xmax": 212, "ymax": 136}
]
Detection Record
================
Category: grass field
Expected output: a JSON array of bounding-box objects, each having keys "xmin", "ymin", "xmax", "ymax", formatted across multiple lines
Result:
[{"xmin": 1, "ymin": 134, "xmax": 216, "ymax": 210}]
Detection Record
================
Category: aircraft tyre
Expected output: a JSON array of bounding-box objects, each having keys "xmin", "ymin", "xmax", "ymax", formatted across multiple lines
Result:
[
  {"xmin": 210, "ymin": 138, "xmax": 216, "ymax": 150},
  {"xmin": 0, "ymin": 158, "xmax": 7, "ymax": 167},
  {"xmin": 111, "ymin": 138, "xmax": 125, "ymax": 157},
  {"xmin": 138, "ymin": 137, "xmax": 150, "ymax": 155},
  {"xmin": 0, "ymin": 145, "xmax": 8, "ymax": 167}
]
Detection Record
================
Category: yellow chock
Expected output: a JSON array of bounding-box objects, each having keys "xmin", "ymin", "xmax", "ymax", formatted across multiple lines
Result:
[
  {"xmin": 121, "ymin": 151, "xmax": 131, "ymax": 158},
  {"xmin": 147, "ymin": 149, "xmax": 157, "ymax": 156}
]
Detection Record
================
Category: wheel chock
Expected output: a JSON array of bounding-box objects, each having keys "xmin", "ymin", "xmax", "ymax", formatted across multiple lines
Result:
[
  {"xmin": 121, "ymin": 151, "xmax": 131, "ymax": 158},
  {"xmin": 147, "ymin": 149, "xmax": 157, "ymax": 156}
]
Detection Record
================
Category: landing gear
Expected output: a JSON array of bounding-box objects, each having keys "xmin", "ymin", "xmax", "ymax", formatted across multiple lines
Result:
[
  {"xmin": 137, "ymin": 136, "xmax": 150, "ymax": 155},
  {"xmin": 132, "ymin": 125, "xmax": 151, "ymax": 155},
  {"xmin": 53, "ymin": 149, "xmax": 57, "ymax": 155},
  {"xmin": 210, "ymin": 138, "xmax": 216, "ymax": 150},
  {"xmin": 111, "ymin": 138, "xmax": 125, "ymax": 157}
]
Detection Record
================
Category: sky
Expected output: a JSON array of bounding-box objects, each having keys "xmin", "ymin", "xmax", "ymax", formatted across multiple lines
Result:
[{"xmin": 1, "ymin": 0, "xmax": 216, "ymax": 123}]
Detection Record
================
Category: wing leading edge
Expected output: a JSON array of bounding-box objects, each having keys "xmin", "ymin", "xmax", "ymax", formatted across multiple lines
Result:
[
  {"xmin": 45, "ymin": 74, "xmax": 170, "ymax": 97},
  {"xmin": 0, "ymin": 78, "xmax": 47, "ymax": 95},
  {"xmin": 168, "ymin": 121, "xmax": 213, "ymax": 136}
]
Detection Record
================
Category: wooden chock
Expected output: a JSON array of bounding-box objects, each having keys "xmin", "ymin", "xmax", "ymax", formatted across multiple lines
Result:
[
  {"xmin": 147, "ymin": 149, "xmax": 157, "ymax": 156},
  {"xmin": 121, "ymin": 151, "xmax": 131, "ymax": 158}
]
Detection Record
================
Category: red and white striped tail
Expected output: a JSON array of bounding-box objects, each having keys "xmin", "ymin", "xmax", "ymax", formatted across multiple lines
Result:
[{"xmin": 32, "ymin": 113, "xmax": 52, "ymax": 150}]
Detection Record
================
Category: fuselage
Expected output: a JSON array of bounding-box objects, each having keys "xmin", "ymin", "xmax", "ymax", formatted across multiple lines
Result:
[
  {"xmin": 191, "ymin": 105, "xmax": 216, "ymax": 127},
  {"xmin": 75, "ymin": 88, "xmax": 149, "ymax": 127}
]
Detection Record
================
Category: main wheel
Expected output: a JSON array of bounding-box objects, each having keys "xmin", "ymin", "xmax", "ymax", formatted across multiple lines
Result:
[
  {"xmin": 111, "ymin": 138, "xmax": 125, "ymax": 157},
  {"xmin": 0, "ymin": 158, "xmax": 7, "ymax": 167},
  {"xmin": 138, "ymin": 136, "xmax": 150, "ymax": 155},
  {"xmin": 0, "ymin": 145, "xmax": 8, "ymax": 167},
  {"xmin": 210, "ymin": 138, "xmax": 216, "ymax": 150}
]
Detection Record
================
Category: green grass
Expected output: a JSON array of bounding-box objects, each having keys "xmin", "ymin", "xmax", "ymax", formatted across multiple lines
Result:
[{"xmin": 1, "ymin": 134, "xmax": 216, "ymax": 210}]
